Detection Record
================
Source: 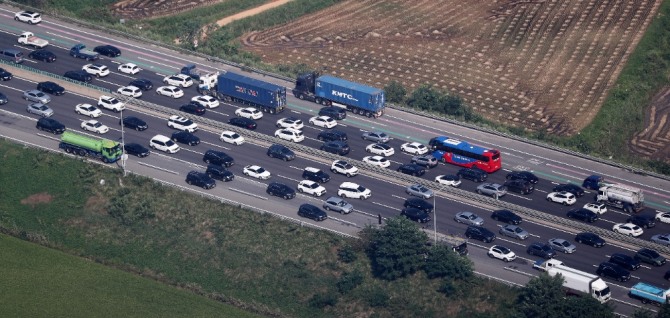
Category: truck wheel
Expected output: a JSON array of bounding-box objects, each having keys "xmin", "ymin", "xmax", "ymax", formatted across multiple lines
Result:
[
  {"xmin": 365, "ymin": 111, "xmax": 372, "ymax": 117},
  {"xmin": 270, "ymin": 108, "xmax": 276, "ymax": 114},
  {"xmin": 641, "ymin": 298, "xmax": 649, "ymax": 304},
  {"xmin": 78, "ymin": 150, "xmax": 86, "ymax": 156},
  {"xmin": 298, "ymin": 94, "xmax": 305, "ymax": 100}
]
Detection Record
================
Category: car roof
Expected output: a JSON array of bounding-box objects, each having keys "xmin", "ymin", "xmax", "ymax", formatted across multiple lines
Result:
[{"xmin": 151, "ymin": 134, "xmax": 170, "ymax": 142}]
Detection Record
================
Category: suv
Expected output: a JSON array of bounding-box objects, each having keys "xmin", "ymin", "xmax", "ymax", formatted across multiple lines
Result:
[
  {"xmin": 28, "ymin": 49, "xmax": 56, "ymax": 63},
  {"xmin": 36, "ymin": 117, "xmax": 65, "ymax": 134},
  {"xmin": 171, "ymin": 131, "xmax": 200, "ymax": 146},
  {"xmin": 582, "ymin": 175, "xmax": 604, "ymax": 190},
  {"xmin": 120, "ymin": 116, "xmax": 148, "ymax": 131},
  {"xmin": 206, "ymin": 164, "xmax": 234, "ymax": 182},
  {"xmin": 476, "ymin": 183, "xmax": 507, "ymax": 199},
  {"xmin": 149, "ymin": 135, "xmax": 180, "ymax": 153},
  {"xmin": 319, "ymin": 106, "xmax": 346, "ymax": 120},
  {"xmin": 546, "ymin": 191, "xmax": 576, "ymax": 205},
  {"xmin": 185, "ymin": 171, "xmax": 215, "ymax": 189},
  {"xmin": 401, "ymin": 207, "xmax": 431, "ymax": 223},
  {"xmin": 297, "ymin": 204, "xmax": 327, "ymax": 221},
  {"xmin": 323, "ymin": 196, "xmax": 353, "ymax": 214},
  {"xmin": 97, "ymin": 95, "xmax": 125, "ymax": 112},
  {"xmin": 465, "ymin": 226, "xmax": 496, "ymax": 243},
  {"xmin": 266, "ymin": 182, "xmax": 296, "ymax": 199},
  {"xmin": 457, "ymin": 168, "xmax": 487, "ymax": 182},
  {"xmin": 331, "ymin": 160, "xmax": 358, "ymax": 177},
  {"xmin": 403, "ymin": 197, "xmax": 434, "ymax": 213},
  {"xmin": 267, "ymin": 144, "xmax": 295, "ymax": 161},
  {"xmin": 203, "ymin": 150, "xmax": 234, "ymax": 167},
  {"xmin": 167, "ymin": 115, "xmax": 198, "ymax": 132},
  {"xmin": 526, "ymin": 242, "xmax": 556, "ymax": 259},
  {"xmin": 491, "ymin": 210, "xmax": 522, "ymax": 225},
  {"xmin": 609, "ymin": 253, "xmax": 641, "ymax": 271},
  {"xmin": 596, "ymin": 262, "xmax": 630, "ymax": 282},
  {"xmin": 635, "ymin": 248, "xmax": 666, "ymax": 266},
  {"xmin": 626, "ymin": 214, "xmax": 656, "ymax": 229},
  {"xmin": 320, "ymin": 141, "xmax": 350, "ymax": 155},
  {"xmin": 129, "ymin": 78, "xmax": 153, "ymax": 91},
  {"xmin": 566, "ymin": 208, "xmax": 599, "ymax": 223},
  {"xmin": 397, "ymin": 164, "xmax": 425, "ymax": 176},
  {"xmin": 302, "ymin": 167, "xmax": 330, "ymax": 183},
  {"xmin": 338, "ymin": 182, "xmax": 371, "ymax": 200},
  {"xmin": 410, "ymin": 155, "xmax": 438, "ymax": 168},
  {"xmin": 317, "ymin": 130, "xmax": 347, "ymax": 142},
  {"xmin": 64, "ymin": 70, "xmax": 92, "ymax": 83},
  {"xmin": 506, "ymin": 171, "xmax": 539, "ymax": 184},
  {"xmin": 503, "ymin": 180, "xmax": 534, "ymax": 194}
]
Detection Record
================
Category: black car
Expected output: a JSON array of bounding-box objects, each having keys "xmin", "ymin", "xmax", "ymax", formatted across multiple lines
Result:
[
  {"xmin": 64, "ymin": 70, "xmax": 92, "ymax": 83},
  {"xmin": 319, "ymin": 106, "xmax": 346, "ymax": 120},
  {"xmin": 0, "ymin": 68, "xmax": 12, "ymax": 81},
  {"xmin": 626, "ymin": 214, "xmax": 656, "ymax": 229},
  {"xmin": 526, "ymin": 242, "xmax": 556, "ymax": 259},
  {"xmin": 465, "ymin": 226, "xmax": 496, "ymax": 243},
  {"xmin": 665, "ymin": 270, "xmax": 670, "ymax": 281},
  {"xmin": 403, "ymin": 197, "xmax": 434, "ymax": 213},
  {"xmin": 179, "ymin": 103, "xmax": 206, "ymax": 116},
  {"xmin": 302, "ymin": 167, "xmax": 330, "ymax": 183},
  {"xmin": 123, "ymin": 143, "xmax": 149, "ymax": 158},
  {"xmin": 228, "ymin": 117, "xmax": 257, "ymax": 130},
  {"xmin": 506, "ymin": 171, "xmax": 539, "ymax": 184},
  {"xmin": 36, "ymin": 81, "xmax": 64, "ymax": 96},
  {"xmin": 129, "ymin": 78, "xmax": 153, "ymax": 91},
  {"xmin": 552, "ymin": 183, "xmax": 585, "ymax": 197},
  {"xmin": 635, "ymin": 248, "xmax": 666, "ymax": 266},
  {"xmin": 457, "ymin": 167, "xmax": 487, "ymax": 182},
  {"xmin": 171, "ymin": 131, "xmax": 200, "ymax": 146},
  {"xmin": 566, "ymin": 208, "xmax": 598, "ymax": 223},
  {"xmin": 266, "ymin": 182, "xmax": 296, "ymax": 199},
  {"xmin": 320, "ymin": 141, "xmax": 350, "ymax": 155},
  {"xmin": 574, "ymin": 232, "xmax": 605, "ymax": 247},
  {"xmin": 267, "ymin": 144, "xmax": 295, "ymax": 161},
  {"xmin": 28, "ymin": 49, "xmax": 56, "ymax": 62},
  {"xmin": 298, "ymin": 203, "xmax": 327, "ymax": 221},
  {"xmin": 317, "ymin": 130, "xmax": 348, "ymax": 142},
  {"xmin": 503, "ymin": 180, "xmax": 534, "ymax": 194},
  {"xmin": 119, "ymin": 116, "xmax": 148, "ymax": 131},
  {"xmin": 206, "ymin": 164, "xmax": 234, "ymax": 182},
  {"xmin": 35, "ymin": 117, "xmax": 65, "ymax": 134},
  {"xmin": 94, "ymin": 45, "xmax": 121, "ymax": 57},
  {"xmin": 491, "ymin": 210, "xmax": 522, "ymax": 225},
  {"xmin": 609, "ymin": 253, "xmax": 641, "ymax": 271},
  {"xmin": 203, "ymin": 149, "xmax": 234, "ymax": 167},
  {"xmin": 596, "ymin": 262, "xmax": 630, "ymax": 282},
  {"xmin": 185, "ymin": 171, "xmax": 215, "ymax": 189},
  {"xmin": 0, "ymin": 92, "xmax": 8, "ymax": 105},
  {"xmin": 401, "ymin": 207, "xmax": 431, "ymax": 223},
  {"xmin": 397, "ymin": 164, "xmax": 425, "ymax": 177}
]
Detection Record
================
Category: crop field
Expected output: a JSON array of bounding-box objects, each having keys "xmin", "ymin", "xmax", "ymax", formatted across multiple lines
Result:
[
  {"xmin": 112, "ymin": 0, "xmax": 225, "ymax": 19},
  {"xmin": 241, "ymin": 0, "xmax": 661, "ymax": 136}
]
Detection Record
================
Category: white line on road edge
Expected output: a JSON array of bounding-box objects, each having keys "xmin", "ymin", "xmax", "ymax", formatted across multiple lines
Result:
[
  {"xmin": 228, "ymin": 187, "xmax": 268, "ymax": 200},
  {"xmin": 137, "ymin": 161, "xmax": 179, "ymax": 175}
]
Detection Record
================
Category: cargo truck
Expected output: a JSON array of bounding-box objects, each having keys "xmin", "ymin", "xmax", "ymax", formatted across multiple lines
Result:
[
  {"xmin": 59, "ymin": 131, "xmax": 122, "ymax": 163},
  {"xmin": 629, "ymin": 282, "xmax": 670, "ymax": 306},
  {"xmin": 293, "ymin": 71, "xmax": 385, "ymax": 118},
  {"xmin": 198, "ymin": 72, "xmax": 286, "ymax": 114},
  {"xmin": 69, "ymin": 44, "xmax": 99, "ymax": 61},
  {"xmin": 596, "ymin": 183, "xmax": 644, "ymax": 213},
  {"xmin": 17, "ymin": 32, "xmax": 48, "ymax": 48},
  {"xmin": 533, "ymin": 259, "xmax": 611, "ymax": 303},
  {"xmin": 181, "ymin": 64, "xmax": 218, "ymax": 88}
]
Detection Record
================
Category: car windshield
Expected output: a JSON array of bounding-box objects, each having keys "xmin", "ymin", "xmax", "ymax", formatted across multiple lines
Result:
[
  {"xmin": 514, "ymin": 227, "xmax": 523, "ymax": 233},
  {"xmin": 344, "ymin": 164, "xmax": 353, "ymax": 169},
  {"xmin": 257, "ymin": 168, "xmax": 266, "ymax": 173},
  {"xmin": 499, "ymin": 246, "xmax": 511, "ymax": 253},
  {"xmin": 337, "ymin": 201, "xmax": 346, "ymax": 206},
  {"xmin": 37, "ymin": 105, "xmax": 48, "ymax": 110},
  {"xmin": 560, "ymin": 241, "xmax": 570, "ymax": 247},
  {"xmin": 307, "ymin": 183, "xmax": 318, "ymax": 189},
  {"xmin": 165, "ymin": 140, "xmax": 176, "ymax": 146},
  {"xmin": 356, "ymin": 186, "xmax": 366, "ymax": 192},
  {"xmin": 541, "ymin": 245, "xmax": 551, "ymax": 251},
  {"xmin": 230, "ymin": 133, "xmax": 240, "ymax": 139},
  {"xmin": 92, "ymin": 122, "xmax": 103, "ymax": 127},
  {"xmin": 467, "ymin": 214, "xmax": 477, "ymax": 220}
]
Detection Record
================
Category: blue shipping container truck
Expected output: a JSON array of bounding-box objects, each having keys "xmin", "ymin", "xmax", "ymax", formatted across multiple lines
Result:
[
  {"xmin": 205, "ymin": 72, "xmax": 286, "ymax": 114},
  {"xmin": 293, "ymin": 72, "xmax": 385, "ymax": 118},
  {"xmin": 629, "ymin": 282, "xmax": 670, "ymax": 305}
]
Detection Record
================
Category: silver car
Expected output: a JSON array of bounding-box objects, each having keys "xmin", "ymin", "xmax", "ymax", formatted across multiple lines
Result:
[
  {"xmin": 23, "ymin": 89, "xmax": 51, "ymax": 104},
  {"xmin": 406, "ymin": 184, "xmax": 434, "ymax": 199},
  {"xmin": 361, "ymin": 131, "xmax": 390, "ymax": 143},
  {"xmin": 454, "ymin": 211, "xmax": 484, "ymax": 226},
  {"xmin": 476, "ymin": 183, "xmax": 507, "ymax": 199},
  {"xmin": 548, "ymin": 238, "xmax": 576, "ymax": 254},
  {"xmin": 323, "ymin": 196, "xmax": 353, "ymax": 214},
  {"xmin": 651, "ymin": 233, "xmax": 670, "ymax": 247},
  {"xmin": 499, "ymin": 224, "xmax": 529, "ymax": 240},
  {"xmin": 26, "ymin": 102, "xmax": 53, "ymax": 117}
]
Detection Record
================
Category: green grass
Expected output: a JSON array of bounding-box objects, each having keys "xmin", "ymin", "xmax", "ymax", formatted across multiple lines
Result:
[{"xmin": 0, "ymin": 233, "xmax": 259, "ymax": 318}]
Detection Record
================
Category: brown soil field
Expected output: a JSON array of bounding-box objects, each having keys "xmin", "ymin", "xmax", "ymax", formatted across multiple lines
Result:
[
  {"xmin": 240, "ymin": 0, "xmax": 662, "ymax": 137},
  {"xmin": 111, "ymin": 0, "xmax": 225, "ymax": 19}
]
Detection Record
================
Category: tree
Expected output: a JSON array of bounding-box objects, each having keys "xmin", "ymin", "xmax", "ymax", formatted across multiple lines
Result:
[
  {"xmin": 631, "ymin": 309, "xmax": 654, "ymax": 318},
  {"xmin": 658, "ymin": 303, "xmax": 670, "ymax": 318},
  {"xmin": 515, "ymin": 274, "xmax": 566, "ymax": 318},
  {"xmin": 423, "ymin": 244, "xmax": 473, "ymax": 280},
  {"xmin": 362, "ymin": 216, "xmax": 428, "ymax": 280},
  {"xmin": 406, "ymin": 84, "xmax": 440, "ymax": 111},
  {"xmin": 563, "ymin": 296, "xmax": 614, "ymax": 318},
  {"xmin": 384, "ymin": 80, "xmax": 407, "ymax": 104}
]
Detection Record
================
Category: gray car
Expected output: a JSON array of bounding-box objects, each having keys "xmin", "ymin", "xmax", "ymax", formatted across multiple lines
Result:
[
  {"xmin": 548, "ymin": 238, "xmax": 576, "ymax": 254},
  {"xmin": 499, "ymin": 224, "xmax": 529, "ymax": 240},
  {"xmin": 26, "ymin": 102, "xmax": 53, "ymax": 117},
  {"xmin": 651, "ymin": 233, "xmax": 670, "ymax": 246},
  {"xmin": 361, "ymin": 131, "xmax": 390, "ymax": 143},
  {"xmin": 476, "ymin": 183, "xmax": 507, "ymax": 199},
  {"xmin": 411, "ymin": 155, "xmax": 439, "ymax": 168},
  {"xmin": 454, "ymin": 211, "xmax": 484, "ymax": 226},
  {"xmin": 23, "ymin": 89, "xmax": 51, "ymax": 104},
  {"xmin": 406, "ymin": 183, "xmax": 434, "ymax": 199},
  {"xmin": 322, "ymin": 196, "xmax": 353, "ymax": 214}
]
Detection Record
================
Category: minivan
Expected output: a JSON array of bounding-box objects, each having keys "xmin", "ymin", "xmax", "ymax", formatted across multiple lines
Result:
[{"xmin": 1, "ymin": 49, "xmax": 24, "ymax": 63}]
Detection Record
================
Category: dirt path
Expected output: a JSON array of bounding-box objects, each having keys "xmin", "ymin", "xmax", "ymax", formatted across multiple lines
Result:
[{"xmin": 215, "ymin": 0, "xmax": 293, "ymax": 27}]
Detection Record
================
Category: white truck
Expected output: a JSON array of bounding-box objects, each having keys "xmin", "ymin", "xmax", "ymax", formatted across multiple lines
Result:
[
  {"xmin": 17, "ymin": 32, "xmax": 48, "ymax": 48},
  {"xmin": 596, "ymin": 183, "xmax": 644, "ymax": 213},
  {"xmin": 533, "ymin": 259, "xmax": 611, "ymax": 303}
]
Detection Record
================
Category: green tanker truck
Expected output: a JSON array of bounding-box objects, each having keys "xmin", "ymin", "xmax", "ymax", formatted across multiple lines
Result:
[{"xmin": 59, "ymin": 131, "xmax": 122, "ymax": 163}]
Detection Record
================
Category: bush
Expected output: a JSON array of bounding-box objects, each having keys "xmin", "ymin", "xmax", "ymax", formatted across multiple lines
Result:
[
  {"xmin": 337, "ymin": 245, "xmax": 357, "ymax": 263},
  {"xmin": 336, "ymin": 270, "xmax": 364, "ymax": 294},
  {"xmin": 384, "ymin": 80, "xmax": 407, "ymax": 104},
  {"xmin": 307, "ymin": 291, "xmax": 338, "ymax": 308},
  {"xmin": 364, "ymin": 286, "xmax": 389, "ymax": 307}
]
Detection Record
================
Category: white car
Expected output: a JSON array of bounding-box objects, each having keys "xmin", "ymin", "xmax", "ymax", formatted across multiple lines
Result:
[
  {"xmin": 167, "ymin": 115, "xmax": 198, "ymax": 132},
  {"xmin": 363, "ymin": 155, "xmax": 390, "ymax": 168},
  {"xmin": 163, "ymin": 74, "xmax": 193, "ymax": 87},
  {"xmin": 298, "ymin": 180, "xmax": 327, "ymax": 197},
  {"xmin": 97, "ymin": 95, "xmax": 125, "ymax": 112},
  {"xmin": 583, "ymin": 202, "xmax": 607, "ymax": 215},
  {"xmin": 156, "ymin": 86, "xmax": 184, "ymax": 98},
  {"xmin": 309, "ymin": 115, "xmax": 337, "ymax": 128},
  {"xmin": 235, "ymin": 107, "xmax": 263, "ymax": 120},
  {"xmin": 276, "ymin": 117, "xmax": 304, "ymax": 130},
  {"xmin": 80, "ymin": 120, "xmax": 109, "ymax": 134},
  {"xmin": 117, "ymin": 85, "xmax": 142, "ymax": 98},
  {"xmin": 14, "ymin": 11, "xmax": 41, "ymax": 24},
  {"xmin": 338, "ymin": 182, "xmax": 371, "ymax": 200},
  {"xmin": 613, "ymin": 223, "xmax": 644, "ymax": 237},
  {"xmin": 243, "ymin": 165, "xmax": 271, "ymax": 180},
  {"xmin": 191, "ymin": 95, "xmax": 219, "ymax": 108},
  {"xmin": 274, "ymin": 128, "xmax": 305, "ymax": 143},
  {"xmin": 435, "ymin": 175, "xmax": 462, "ymax": 187},
  {"xmin": 487, "ymin": 245, "xmax": 517, "ymax": 262},
  {"xmin": 74, "ymin": 103, "xmax": 102, "ymax": 118},
  {"xmin": 400, "ymin": 142, "xmax": 429, "ymax": 155},
  {"xmin": 657, "ymin": 211, "xmax": 670, "ymax": 224},
  {"xmin": 546, "ymin": 191, "xmax": 576, "ymax": 205},
  {"xmin": 117, "ymin": 63, "xmax": 141, "ymax": 75},
  {"xmin": 149, "ymin": 134, "xmax": 180, "ymax": 153},
  {"xmin": 219, "ymin": 130, "xmax": 244, "ymax": 145},
  {"xmin": 365, "ymin": 143, "xmax": 395, "ymax": 157},
  {"xmin": 331, "ymin": 160, "xmax": 359, "ymax": 177},
  {"xmin": 82, "ymin": 64, "xmax": 110, "ymax": 77}
]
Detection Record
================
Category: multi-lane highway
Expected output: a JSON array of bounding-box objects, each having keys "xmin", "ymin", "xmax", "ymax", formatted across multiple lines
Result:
[{"xmin": 1, "ymin": 6, "xmax": 669, "ymax": 315}]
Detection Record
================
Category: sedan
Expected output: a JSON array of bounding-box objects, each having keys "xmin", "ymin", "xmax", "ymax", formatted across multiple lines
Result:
[
  {"xmin": 506, "ymin": 171, "xmax": 539, "ymax": 184},
  {"xmin": 75, "ymin": 103, "xmax": 102, "ymax": 118},
  {"xmin": 548, "ymin": 238, "xmax": 576, "ymax": 254},
  {"xmin": 243, "ymin": 165, "xmax": 271, "ymax": 180},
  {"xmin": 120, "ymin": 116, "xmax": 148, "ymax": 131},
  {"xmin": 566, "ymin": 208, "xmax": 598, "ymax": 223},
  {"xmin": 613, "ymin": 223, "xmax": 644, "ymax": 237},
  {"xmin": 276, "ymin": 117, "xmax": 304, "ymax": 130},
  {"xmin": 129, "ymin": 78, "xmax": 153, "ymax": 91},
  {"xmin": 411, "ymin": 155, "xmax": 438, "ymax": 168},
  {"xmin": 80, "ymin": 120, "xmax": 109, "ymax": 134},
  {"xmin": 23, "ymin": 89, "xmax": 51, "ymax": 104},
  {"xmin": 191, "ymin": 95, "xmax": 219, "ymax": 108},
  {"xmin": 28, "ymin": 49, "xmax": 57, "ymax": 62},
  {"xmin": 546, "ymin": 191, "xmax": 576, "ymax": 205},
  {"xmin": 123, "ymin": 143, "xmax": 149, "ymax": 158},
  {"xmin": 179, "ymin": 103, "xmax": 206, "ymax": 116},
  {"xmin": 400, "ymin": 142, "xmax": 428, "ymax": 155},
  {"xmin": 583, "ymin": 202, "xmax": 607, "ymax": 215},
  {"xmin": 651, "ymin": 234, "xmax": 670, "ymax": 247},
  {"xmin": 365, "ymin": 143, "xmax": 394, "ymax": 156},
  {"xmin": 309, "ymin": 115, "xmax": 337, "ymax": 128},
  {"xmin": 297, "ymin": 180, "xmax": 326, "ymax": 197},
  {"xmin": 228, "ymin": 117, "xmax": 257, "ymax": 130},
  {"xmin": 596, "ymin": 262, "xmax": 630, "ymax": 282},
  {"xmin": 552, "ymin": 183, "xmax": 585, "ymax": 197},
  {"xmin": 323, "ymin": 196, "xmax": 353, "ymax": 214},
  {"xmin": 235, "ymin": 107, "xmax": 263, "ymax": 120},
  {"xmin": 93, "ymin": 45, "xmax": 121, "ymax": 57},
  {"xmin": 37, "ymin": 81, "xmax": 64, "ymax": 96},
  {"xmin": 26, "ymin": 103, "xmax": 53, "ymax": 117},
  {"xmin": 171, "ymin": 131, "xmax": 200, "ymax": 146},
  {"xmin": 156, "ymin": 86, "xmax": 184, "ymax": 98},
  {"xmin": 491, "ymin": 210, "xmax": 521, "ymax": 225},
  {"xmin": 219, "ymin": 131, "xmax": 245, "ymax": 145},
  {"xmin": 403, "ymin": 197, "xmax": 434, "ymax": 213},
  {"xmin": 117, "ymin": 85, "xmax": 142, "ymax": 98},
  {"xmin": 406, "ymin": 184, "xmax": 433, "ymax": 199},
  {"xmin": 434, "ymin": 175, "xmax": 461, "ymax": 187},
  {"xmin": 118, "ymin": 63, "xmax": 140, "ymax": 75},
  {"xmin": 476, "ymin": 183, "xmax": 507, "ymax": 199},
  {"xmin": 454, "ymin": 212, "xmax": 484, "ymax": 226},
  {"xmin": 362, "ymin": 155, "xmax": 390, "ymax": 168},
  {"xmin": 361, "ymin": 131, "xmax": 390, "ymax": 143},
  {"xmin": 488, "ymin": 245, "xmax": 516, "ymax": 262},
  {"xmin": 527, "ymin": 242, "xmax": 556, "ymax": 259},
  {"xmin": 397, "ymin": 164, "xmax": 425, "ymax": 176},
  {"xmin": 657, "ymin": 212, "xmax": 670, "ymax": 224},
  {"xmin": 575, "ymin": 232, "xmax": 605, "ymax": 247},
  {"xmin": 499, "ymin": 224, "xmax": 529, "ymax": 240}
]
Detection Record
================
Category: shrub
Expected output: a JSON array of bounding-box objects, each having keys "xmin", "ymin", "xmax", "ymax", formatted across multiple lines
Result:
[
  {"xmin": 336, "ymin": 270, "xmax": 364, "ymax": 294},
  {"xmin": 337, "ymin": 245, "xmax": 357, "ymax": 263},
  {"xmin": 307, "ymin": 291, "xmax": 338, "ymax": 308},
  {"xmin": 364, "ymin": 286, "xmax": 389, "ymax": 307}
]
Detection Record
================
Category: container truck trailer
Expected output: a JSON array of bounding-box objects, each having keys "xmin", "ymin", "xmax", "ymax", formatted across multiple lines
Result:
[
  {"xmin": 59, "ymin": 131, "xmax": 122, "ymax": 163},
  {"xmin": 533, "ymin": 259, "xmax": 611, "ymax": 303},
  {"xmin": 198, "ymin": 72, "xmax": 286, "ymax": 114}
]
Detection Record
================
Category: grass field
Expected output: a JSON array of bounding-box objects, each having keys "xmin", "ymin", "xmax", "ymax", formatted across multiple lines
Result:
[{"xmin": 0, "ymin": 233, "xmax": 259, "ymax": 318}]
